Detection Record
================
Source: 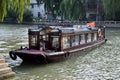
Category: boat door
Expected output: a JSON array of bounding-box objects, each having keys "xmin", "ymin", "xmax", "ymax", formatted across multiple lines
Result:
[{"xmin": 28, "ymin": 29, "xmax": 40, "ymax": 50}]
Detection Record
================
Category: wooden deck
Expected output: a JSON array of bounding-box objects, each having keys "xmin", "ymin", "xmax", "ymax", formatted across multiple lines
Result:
[{"xmin": 0, "ymin": 54, "xmax": 15, "ymax": 79}]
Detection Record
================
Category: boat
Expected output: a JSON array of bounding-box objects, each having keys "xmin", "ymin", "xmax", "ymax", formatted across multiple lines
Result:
[{"xmin": 9, "ymin": 24, "xmax": 107, "ymax": 63}]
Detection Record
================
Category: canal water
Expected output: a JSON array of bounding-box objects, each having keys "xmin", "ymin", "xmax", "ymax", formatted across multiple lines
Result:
[{"xmin": 0, "ymin": 24, "xmax": 120, "ymax": 80}]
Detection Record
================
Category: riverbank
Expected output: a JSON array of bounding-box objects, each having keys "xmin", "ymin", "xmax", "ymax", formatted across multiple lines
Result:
[
  {"xmin": 0, "ymin": 21, "xmax": 40, "ymax": 25},
  {"xmin": 1, "ymin": 21, "xmax": 120, "ymax": 28}
]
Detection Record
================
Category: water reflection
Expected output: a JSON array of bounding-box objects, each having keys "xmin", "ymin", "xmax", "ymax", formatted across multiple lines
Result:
[{"xmin": 1, "ymin": 24, "xmax": 120, "ymax": 80}]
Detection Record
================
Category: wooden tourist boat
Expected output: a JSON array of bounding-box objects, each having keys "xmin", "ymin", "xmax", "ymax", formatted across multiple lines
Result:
[{"xmin": 9, "ymin": 24, "xmax": 107, "ymax": 63}]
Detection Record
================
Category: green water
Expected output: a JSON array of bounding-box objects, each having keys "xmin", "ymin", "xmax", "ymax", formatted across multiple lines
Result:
[{"xmin": 0, "ymin": 24, "xmax": 120, "ymax": 80}]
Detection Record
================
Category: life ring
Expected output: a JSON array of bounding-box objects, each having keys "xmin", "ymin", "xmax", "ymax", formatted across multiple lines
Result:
[
  {"xmin": 98, "ymin": 28, "xmax": 102, "ymax": 37},
  {"xmin": 9, "ymin": 51, "xmax": 17, "ymax": 60}
]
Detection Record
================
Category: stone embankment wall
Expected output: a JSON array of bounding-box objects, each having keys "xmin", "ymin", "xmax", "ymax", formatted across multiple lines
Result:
[
  {"xmin": 0, "ymin": 54, "xmax": 15, "ymax": 79},
  {"xmin": 1, "ymin": 21, "xmax": 120, "ymax": 28}
]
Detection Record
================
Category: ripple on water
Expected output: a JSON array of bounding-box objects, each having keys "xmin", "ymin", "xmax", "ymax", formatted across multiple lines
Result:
[
  {"xmin": 7, "ymin": 46, "xmax": 15, "ymax": 48},
  {"xmin": 0, "ymin": 41, "xmax": 6, "ymax": 45},
  {"xmin": 0, "ymin": 48, "xmax": 8, "ymax": 51},
  {"xmin": 16, "ymin": 42, "xmax": 28, "ymax": 45}
]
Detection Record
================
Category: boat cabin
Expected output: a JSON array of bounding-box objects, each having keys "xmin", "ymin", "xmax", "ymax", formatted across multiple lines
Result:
[{"xmin": 28, "ymin": 25, "xmax": 104, "ymax": 52}]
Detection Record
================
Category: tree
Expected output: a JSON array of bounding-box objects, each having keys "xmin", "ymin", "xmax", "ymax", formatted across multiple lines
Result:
[
  {"xmin": 60, "ymin": 0, "xmax": 86, "ymax": 20},
  {"xmin": 23, "ymin": 8, "xmax": 33, "ymax": 22},
  {"xmin": 36, "ymin": 0, "xmax": 62, "ymax": 19},
  {"xmin": 0, "ymin": 0, "xmax": 6, "ymax": 21},
  {"xmin": 5, "ymin": 9, "xmax": 18, "ymax": 22},
  {"xmin": 36, "ymin": 0, "xmax": 87, "ymax": 20},
  {"xmin": 0, "ymin": 0, "xmax": 30, "ymax": 23},
  {"xmin": 40, "ymin": 0, "xmax": 120, "ymax": 21},
  {"xmin": 102, "ymin": 0, "xmax": 120, "ymax": 20}
]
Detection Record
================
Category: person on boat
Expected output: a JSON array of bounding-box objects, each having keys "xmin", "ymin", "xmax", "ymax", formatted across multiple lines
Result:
[
  {"xmin": 98, "ymin": 28, "xmax": 102, "ymax": 39},
  {"xmin": 40, "ymin": 39, "xmax": 45, "ymax": 51}
]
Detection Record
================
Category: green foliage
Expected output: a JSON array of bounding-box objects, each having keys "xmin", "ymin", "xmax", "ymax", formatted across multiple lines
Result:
[
  {"xmin": 36, "ymin": 0, "xmax": 120, "ymax": 21},
  {"xmin": 1, "ymin": 0, "xmax": 120, "ymax": 22},
  {"xmin": 0, "ymin": 0, "xmax": 30, "ymax": 23},
  {"xmin": 86, "ymin": 0, "xmax": 96, "ymax": 3},
  {"xmin": 8, "ymin": 0, "xmax": 30, "ymax": 23},
  {"xmin": 0, "ymin": 0, "xmax": 6, "ymax": 21},
  {"xmin": 102, "ymin": 0, "xmax": 120, "ymax": 20},
  {"xmin": 23, "ymin": 9, "xmax": 33, "ymax": 22},
  {"xmin": 60, "ymin": 0, "xmax": 86, "ymax": 20},
  {"xmin": 5, "ymin": 9, "xmax": 17, "ymax": 21},
  {"xmin": 6, "ymin": 7, "xmax": 33, "ymax": 22},
  {"xmin": 36, "ymin": 0, "xmax": 62, "ymax": 19},
  {"xmin": 36, "ymin": 0, "xmax": 86, "ymax": 20}
]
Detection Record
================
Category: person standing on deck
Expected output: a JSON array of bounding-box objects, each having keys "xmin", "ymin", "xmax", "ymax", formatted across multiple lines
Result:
[{"xmin": 40, "ymin": 39, "xmax": 45, "ymax": 51}]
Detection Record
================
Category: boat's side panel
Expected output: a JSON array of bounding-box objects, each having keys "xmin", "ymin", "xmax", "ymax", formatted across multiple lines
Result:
[
  {"xmin": 46, "ymin": 53, "xmax": 68, "ymax": 63},
  {"xmin": 45, "ymin": 39, "xmax": 106, "ymax": 63}
]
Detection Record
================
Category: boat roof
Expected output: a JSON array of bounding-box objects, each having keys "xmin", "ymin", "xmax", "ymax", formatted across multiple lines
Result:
[
  {"xmin": 51, "ymin": 25, "xmax": 98, "ymax": 33},
  {"xmin": 29, "ymin": 25, "xmax": 98, "ymax": 33}
]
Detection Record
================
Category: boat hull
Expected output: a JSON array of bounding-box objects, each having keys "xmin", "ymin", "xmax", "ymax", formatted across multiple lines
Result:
[
  {"xmin": 45, "ymin": 39, "xmax": 106, "ymax": 63},
  {"xmin": 9, "ymin": 39, "xmax": 106, "ymax": 63}
]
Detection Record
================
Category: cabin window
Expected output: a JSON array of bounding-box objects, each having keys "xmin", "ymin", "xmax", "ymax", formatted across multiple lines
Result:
[
  {"xmin": 30, "ymin": 35, "xmax": 37, "ymax": 46},
  {"xmin": 40, "ymin": 34, "xmax": 48, "ymax": 41},
  {"xmin": 93, "ymin": 33, "xmax": 97, "ymax": 41},
  {"xmin": 80, "ymin": 34, "xmax": 85, "ymax": 44},
  {"xmin": 51, "ymin": 36, "xmax": 59, "ymax": 49},
  {"xmin": 46, "ymin": 35, "xmax": 49, "ymax": 41},
  {"xmin": 91, "ymin": 33, "xmax": 94, "ymax": 41},
  {"xmin": 71, "ymin": 35, "xmax": 79, "ymax": 47},
  {"xmin": 63, "ymin": 36, "xmax": 70, "ymax": 49},
  {"xmin": 75, "ymin": 35, "xmax": 79, "ymax": 46},
  {"xmin": 71, "ymin": 36, "xmax": 75, "ymax": 47},
  {"xmin": 40, "ymin": 31, "xmax": 44, "ymax": 35},
  {"xmin": 87, "ymin": 33, "xmax": 91, "ymax": 43},
  {"xmin": 79, "ymin": 35, "xmax": 81, "ymax": 44}
]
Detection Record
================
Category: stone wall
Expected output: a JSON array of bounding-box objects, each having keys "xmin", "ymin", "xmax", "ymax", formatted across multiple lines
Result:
[{"xmin": 0, "ymin": 54, "xmax": 15, "ymax": 79}]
